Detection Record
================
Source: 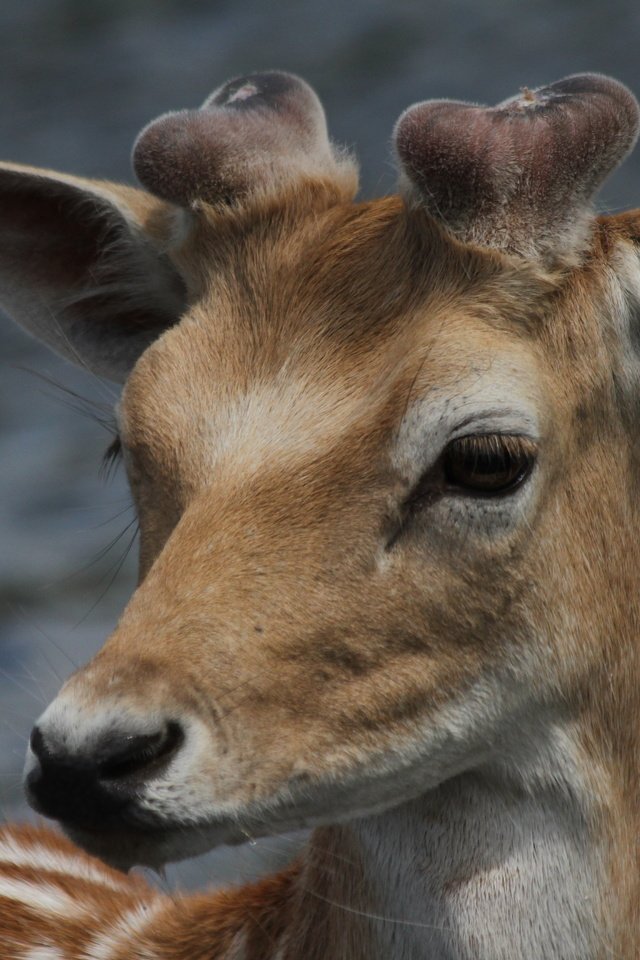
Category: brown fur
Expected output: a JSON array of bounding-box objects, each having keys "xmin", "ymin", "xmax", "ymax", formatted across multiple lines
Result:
[{"xmin": 2, "ymin": 72, "xmax": 640, "ymax": 958}]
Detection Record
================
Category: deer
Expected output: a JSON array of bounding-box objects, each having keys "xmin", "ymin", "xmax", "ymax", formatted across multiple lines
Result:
[{"xmin": 0, "ymin": 68, "xmax": 639, "ymax": 959}]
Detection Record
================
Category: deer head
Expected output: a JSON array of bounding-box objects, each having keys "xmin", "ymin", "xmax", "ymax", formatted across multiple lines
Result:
[{"xmin": 2, "ymin": 72, "xmax": 640, "ymax": 882}]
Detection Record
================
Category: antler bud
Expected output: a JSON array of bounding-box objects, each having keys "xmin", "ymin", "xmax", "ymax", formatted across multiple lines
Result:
[
  {"xmin": 394, "ymin": 74, "xmax": 640, "ymax": 261},
  {"xmin": 133, "ymin": 71, "xmax": 357, "ymax": 208}
]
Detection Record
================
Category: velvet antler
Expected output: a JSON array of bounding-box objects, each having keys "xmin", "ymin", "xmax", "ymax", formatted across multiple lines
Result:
[
  {"xmin": 133, "ymin": 71, "xmax": 357, "ymax": 209},
  {"xmin": 394, "ymin": 74, "xmax": 639, "ymax": 261}
]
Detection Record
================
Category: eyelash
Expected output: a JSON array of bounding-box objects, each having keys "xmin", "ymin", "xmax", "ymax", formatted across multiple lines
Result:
[
  {"xmin": 442, "ymin": 433, "xmax": 536, "ymax": 496},
  {"xmin": 386, "ymin": 433, "xmax": 537, "ymax": 549}
]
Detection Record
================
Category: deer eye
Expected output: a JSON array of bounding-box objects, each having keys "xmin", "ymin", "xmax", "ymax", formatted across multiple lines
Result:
[{"xmin": 443, "ymin": 434, "xmax": 536, "ymax": 496}]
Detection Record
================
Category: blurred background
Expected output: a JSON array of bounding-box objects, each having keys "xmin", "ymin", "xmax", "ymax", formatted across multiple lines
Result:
[{"xmin": 2, "ymin": 0, "xmax": 640, "ymax": 891}]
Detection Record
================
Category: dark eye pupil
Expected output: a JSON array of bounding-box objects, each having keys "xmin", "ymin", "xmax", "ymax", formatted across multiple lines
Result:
[{"xmin": 444, "ymin": 436, "xmax": 532, "ymax": 495}]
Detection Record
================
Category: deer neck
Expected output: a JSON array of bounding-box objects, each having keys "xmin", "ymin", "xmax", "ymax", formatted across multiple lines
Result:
[{"xmin": 281, "ymin": 736, "xmax": 616, "ymax": 959}]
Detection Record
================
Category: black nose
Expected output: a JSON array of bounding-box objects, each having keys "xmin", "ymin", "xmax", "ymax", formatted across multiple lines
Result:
[{"xmin": 26, "ymin": 722, "xmax": 183, "ymax": 830}]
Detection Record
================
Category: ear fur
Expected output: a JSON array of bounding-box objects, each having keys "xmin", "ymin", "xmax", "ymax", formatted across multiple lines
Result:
[
  {"xmin": 394, "ymin": 74, "xmax": 640, "ymax": 262},
  {"xmin": 0, "ymin": 163, "xmax": 186, "ymax": 382}
]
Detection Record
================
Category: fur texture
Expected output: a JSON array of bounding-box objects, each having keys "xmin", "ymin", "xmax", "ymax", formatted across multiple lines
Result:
[{"xmin": 1, "ymin": 72, "xmax": 640, "ymax": 958}]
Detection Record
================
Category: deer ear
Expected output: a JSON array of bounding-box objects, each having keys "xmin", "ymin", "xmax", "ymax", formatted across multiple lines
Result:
[
  {"xmin": 0, "ymin": 163, "xmax": 186, "ymax": 382},
  {"xmin": 132, "ymin": 71, "xmax": 357, "ymax": 207},
  {"xmin": 394, "ymin": 74, "xmax": 640, "ymax": 261}
]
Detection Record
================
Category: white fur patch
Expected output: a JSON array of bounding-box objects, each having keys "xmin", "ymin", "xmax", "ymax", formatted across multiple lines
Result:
[
  {"xmin": 82, "ymin": 900, "xmax": 164, "ymax": 960},
  {"xmin": 390, "ymin": 348, "xmax": 543, "ymax": 546},
  {"xmin": 23, "ymin": 947, "xmax": 65, "ymax": 960},
  {"xmin": 0, "ymin": 876, "xmax": 82, "ymax": 917},
  {"xmin": 350, "ymin": 713, "xmax": 601, "ymax": 960},
  {"xmin": 32, "ymin": 697, "xmax": 166, "ymax": 758},
  {"xmin": 0, "ymin": 837, "xmax": 129, "ymax": 894},
  {"xmin": 394, "ymin": 350, "xmax": 542, "ymax": 482}
]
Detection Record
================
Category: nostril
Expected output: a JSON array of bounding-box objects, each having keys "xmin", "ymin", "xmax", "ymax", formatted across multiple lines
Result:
[
  {"xmin": 97, "ymin": 721, "xmax": 183, "ymax": 783},
  {"xmin": 24, "ymin": 720, "xmax": 184, "ymax": 827}
]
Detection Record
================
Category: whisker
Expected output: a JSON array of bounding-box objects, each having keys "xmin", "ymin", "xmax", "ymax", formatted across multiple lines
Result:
[
  {"xmin": 7, "ymin": 603, "xmax": 78, "ymax": 671},
  {"xmin": 78, "ymin": 501, "xmax": 135, "ymax": 532},
  {"xmin": 72, "ymin": 521, "xmax": 139, "ymax": 627},
  {"xmin": 45, "ymin": 514, "xmax": 138, "ymax": 588},
  {"xmin": 14, "ymin": 366, "xmax": 118, "ymax": 433},
  {"xmin": 301, "ymin": 884, "xmax": 451, "ymax": 934},
  {"xmin": 39, "ymin": 301, "xmax": 119, "ymax": 407},
  {"xmin": 0, "ymin": 668, "xmax": 47, "ymax": 707},
  {"xmin": 13, "ymin": 664, "xmax": 49, "ymax": 704}
]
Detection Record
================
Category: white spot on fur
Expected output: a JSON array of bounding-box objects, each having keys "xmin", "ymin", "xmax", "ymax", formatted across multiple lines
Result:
[
  {"xmin": 83, "ymin": 900, "xmax": 164, "ymax": 960},
  {"xmin": 0, "ymin": 837, "xmax": 130, "ymax": 894},
  {"xmin": 0, "ymin": 876, "xmax": 82, "ymax": 917},
  {"xmin": 22, "ymin": 947, "xmax": 64, "ymax": 960}
]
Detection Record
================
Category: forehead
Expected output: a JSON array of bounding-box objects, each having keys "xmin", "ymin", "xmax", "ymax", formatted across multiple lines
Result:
[{"xmin": 120, "ymin": 198, "xmax": 545, "ymax": 473}]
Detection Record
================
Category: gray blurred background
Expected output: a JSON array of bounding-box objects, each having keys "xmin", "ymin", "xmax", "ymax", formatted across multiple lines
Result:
[{"xmin": 2, "ymin": 0, "xmax": 640, "ymax": 891}]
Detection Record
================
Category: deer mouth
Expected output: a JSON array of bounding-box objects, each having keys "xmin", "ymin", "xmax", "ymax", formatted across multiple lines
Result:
[{"xmin": 63, "ymin": 815, "xmax": 243, "ymax": 872}]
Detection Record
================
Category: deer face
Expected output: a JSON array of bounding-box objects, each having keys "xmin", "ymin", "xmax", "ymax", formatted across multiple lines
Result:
[{"xmin": 2, "ymin": 72, "xmax": 639, "ymax": 869}]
